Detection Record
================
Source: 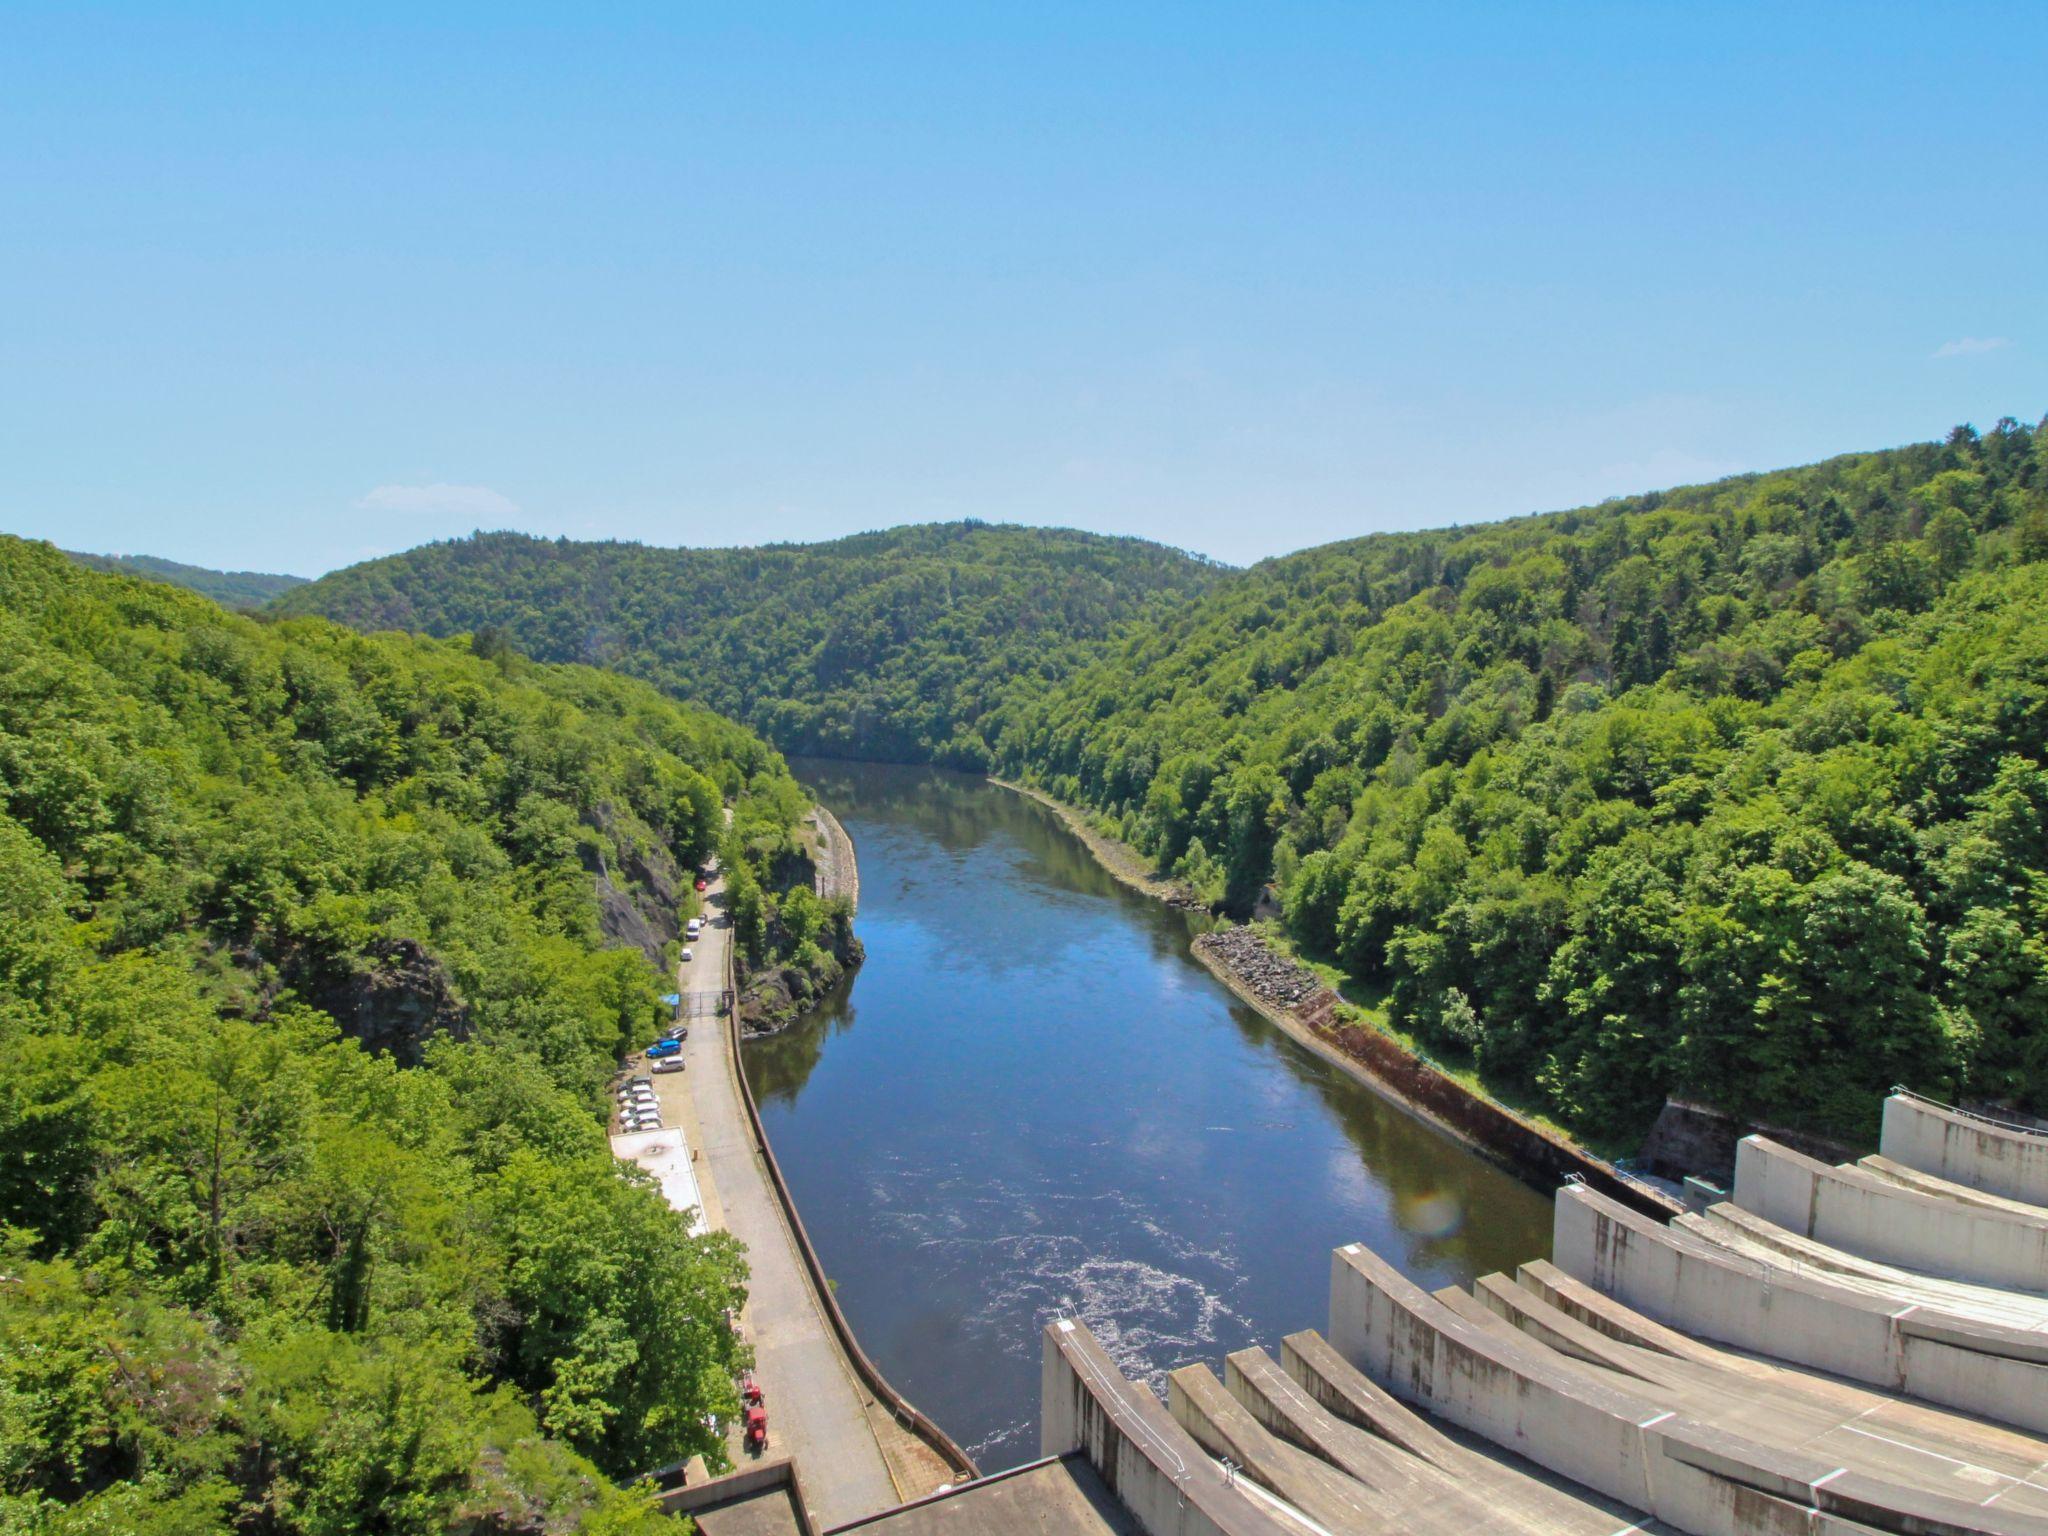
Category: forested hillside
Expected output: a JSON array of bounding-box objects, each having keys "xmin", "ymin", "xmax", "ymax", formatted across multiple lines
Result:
[
  {"xmin": 0, "ymin": 539, "xmax": 818, "ymax": 1534},
  {"xmin": 993, "ymin": 418, "xmax": 2048, "ymax": 1142},
  {"xmin": 261, "ymin": 421, "xmax": 2048, "ymax": 1147},
  {"xmin": 272, "ymin": 522, "xmax": 1224, "ymax": 762},
  {"xmin": 65, "ymin": 551, "xmax": 308, "ymax": 610}
]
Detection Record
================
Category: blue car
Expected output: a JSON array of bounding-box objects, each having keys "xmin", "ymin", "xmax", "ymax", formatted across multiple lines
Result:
[{"xmin": 646, "ymin": 1038, "xmax": 682, "ymax": 1059}]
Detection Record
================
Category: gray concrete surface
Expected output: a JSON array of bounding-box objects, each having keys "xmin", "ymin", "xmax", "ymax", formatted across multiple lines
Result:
[
  {"xmin": 1881, "ymin": 1093, "xmax": 2048, "ymax": 1210},
  {"xmin": 664, "ymin": 1459, "xmax": 815, "ymax": 1536},
  {"xmin": 1687, "ymin": 1201, "xmax": 2048, "ymax": 1329},
  {"xmin": 1734, "ymin": 1134, "xmax": 2048, "ymax": 1293},
  {"xmin": 1327, "ymin": 1240, "xmax": 2048, "ymax": 1536},
  {"xmin": 673, "ymin": 876, "xmax": 901, "ymax": 1530},
  {"xmin": 1551, "ymin": 1182, "xmax": 2048, "ymax": 1434},
  {"xmin": 1041, "ymin": 1319, "xmax": 1295, "ymax": 1536},
  {"xmin": 1859, "ymin": 1152, "xmax": 2048, "ymax": 1217},
  {"xmin": 830, "ymin": 1455, "xmax": 1138, "ymax": 1535}
]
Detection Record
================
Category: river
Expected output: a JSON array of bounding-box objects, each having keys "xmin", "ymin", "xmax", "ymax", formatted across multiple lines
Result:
[{"xmin": 744, "ymin": 759, "xmax": 1551, "ymax": 1469}]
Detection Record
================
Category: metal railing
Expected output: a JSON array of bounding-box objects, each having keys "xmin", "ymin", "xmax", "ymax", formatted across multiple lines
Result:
[{"xmin": 1891, "ymin": 1085, "xmax": 2048, "ymax": 1138}]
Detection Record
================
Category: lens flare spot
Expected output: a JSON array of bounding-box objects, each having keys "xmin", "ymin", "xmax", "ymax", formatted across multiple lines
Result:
[{"xmin": 1398, "ymin": 1189, "xmax": 1465, "ymax": 1239}]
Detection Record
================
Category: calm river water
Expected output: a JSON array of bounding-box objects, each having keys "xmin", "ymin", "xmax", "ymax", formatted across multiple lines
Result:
[{"xmin": 745, "ymin": 760, "xmax": 1550, "ymax": 1468}]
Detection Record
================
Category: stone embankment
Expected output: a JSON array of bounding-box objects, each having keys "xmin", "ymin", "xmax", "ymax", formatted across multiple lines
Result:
[
  {"xmin": 985, "ymin": 779, "xmax": 1675, "ymax": 1213},
  {"xmin": 1190, "ymin": 920, "xmax": 1676, "ymax": 1218},
  {"xmin": 809, "ymin": 804, "xmax": 860, "ymax": 913},
  {"xmin": 1191, "ymin": 925, "xmax": 1332, "ymax": 1013}
]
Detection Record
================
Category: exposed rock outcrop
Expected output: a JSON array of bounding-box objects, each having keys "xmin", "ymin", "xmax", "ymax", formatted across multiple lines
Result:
[
  {"xmin": 1191, "ymin": 925, "xmax": 1337, "ymax": 1015},
  {"xmin": 582, "ymin": 801, "xmax": 687, "ymax": 967},
  {"xmin": 296, "ymin": 936, "xmax": 471, "ymax": 1064},
  {"xmin": 737, "ymin": 932, "xmax": 864, "ymax": 1036}
]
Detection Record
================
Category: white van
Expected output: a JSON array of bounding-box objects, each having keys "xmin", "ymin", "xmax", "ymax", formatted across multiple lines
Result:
[{"xmin": 686, "ymin": 917, "xmax": 703, "ymax": 940}]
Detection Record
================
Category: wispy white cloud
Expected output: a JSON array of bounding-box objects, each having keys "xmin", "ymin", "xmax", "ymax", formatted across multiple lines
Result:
[
  {"xmin": 356, "ymin": 482, "xmax": 519, "ymax": 519},
  {"xmin": 1932, "ymin": 336, "xmax": 2012, "ymax": 359}
]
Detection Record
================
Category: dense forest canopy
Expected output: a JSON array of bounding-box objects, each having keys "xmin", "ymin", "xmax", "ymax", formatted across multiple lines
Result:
[
  {"xmin": 993, "ymin": 418, "xmax": 2048, "ymax": 1141},
  {"xmin": 0, "ymin": 538, "xmax": 821, "ymax": 1534},
  {"xmin": 64, "ymin": 552, "xmax": 308, "ymax": 611},
  {"xmin": 271, "ymin": 521, "xmax": 1226, "ymax": 763},
  {"xmin": 269, "ymin": 422, "xmax": 2048, "ymax": 1145}
]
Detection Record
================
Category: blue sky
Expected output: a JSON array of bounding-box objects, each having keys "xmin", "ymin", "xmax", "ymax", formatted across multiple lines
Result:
[{"xmin": 1, "ymin": 3, "xmax": 2040, "ymax": 574}]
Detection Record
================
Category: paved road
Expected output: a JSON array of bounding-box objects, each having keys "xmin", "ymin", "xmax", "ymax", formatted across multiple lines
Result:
[{"xmin": 675, "ymin": 876, "xmax": 901, "ymax": 1529}]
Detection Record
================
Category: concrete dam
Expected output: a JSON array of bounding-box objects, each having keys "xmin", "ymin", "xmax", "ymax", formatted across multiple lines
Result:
[{"xmin": 676, "ymin": 1090, "xmax": 2048, "ymax": 1535}]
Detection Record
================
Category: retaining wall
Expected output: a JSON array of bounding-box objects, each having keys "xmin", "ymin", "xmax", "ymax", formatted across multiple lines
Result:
[
  {"xmin": 657, "ymin": 1458, "xmax": 820, "ymax": 1533},
  {"xmin": 1186, "ymin": 938, "xmax": 1679, "ymax": 1221},
  {"xmin": 722, "ymin": 905, "xmax": 980, "ymax": 1486},
  {"xmin": 1881, "ymin": 1093, "xmax": 2048, "ymax": 1211},
  {"xmin": 1735, "ymin": 1135, "xmax": 2048, "ymax": 1293},
  {"xmin": 1549, "ymin": 1183, "xmax": 2048, "ymax": 1434}
]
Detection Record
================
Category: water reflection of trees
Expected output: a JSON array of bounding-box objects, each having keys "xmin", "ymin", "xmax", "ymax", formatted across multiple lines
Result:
[
  {"xmin": 744, "ymin": 969, "xmax": 858, "ymax": 1105},
  {"xmin": 1220, "ymin": 1004, "xmax": 1552, "ymax": 1273},
  {"xmin": 776, "ymin": 755, "xmax": 1552, "ymax": 1276}
]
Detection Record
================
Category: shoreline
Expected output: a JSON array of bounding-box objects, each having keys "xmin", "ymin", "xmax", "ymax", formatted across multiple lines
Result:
[
  {"xmin": 734, "ymin": 801, "xmax": 865, "ymax": 1039},
  {"xmin": 1179, "ymin": 938, "xmax": 1484, "ymax": 1156},
  {"xmin": 987, "ymin": 776, "xmax": 1681, "ymax": 1219},
  {"xmin": 720, "ymin": 856, "xmax": 978, "ymax": 1492},
  {"xmin": 987, "ymin": 777, "xmax": 1207, "ymax": 908},
  {"xmin": 810, "ymin": 802, "xmax": 860, "ymax": 913}
]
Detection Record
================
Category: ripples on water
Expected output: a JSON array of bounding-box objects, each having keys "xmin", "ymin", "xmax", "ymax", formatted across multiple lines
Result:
[{"xmin": 746, "ymin": 761, "xmax": 1551, "ymax": 1468}]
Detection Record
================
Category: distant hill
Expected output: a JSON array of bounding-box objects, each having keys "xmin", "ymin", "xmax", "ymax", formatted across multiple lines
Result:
[
  {"xmin": 66, "ymin": 549, "xmax": 308, "ymax": 608},
  {"xmin": 990, "ymin": 417, "xmax": 2048, "ymax": 1142},
  {"xmin": 272, "ymin": 424, "xmax": 2048, "ymax": 1146},
  {"xmin": 273, "ymin": 520, "xmax": 1227, "ymax": 762}
]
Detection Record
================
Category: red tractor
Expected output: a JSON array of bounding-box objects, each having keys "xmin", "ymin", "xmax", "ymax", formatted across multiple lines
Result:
[{"xmin": 741, "ymin": 1376, "xmax": 767, "ymax": 1455}]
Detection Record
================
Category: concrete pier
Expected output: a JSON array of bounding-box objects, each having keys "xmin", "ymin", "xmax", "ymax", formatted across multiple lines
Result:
[
  {"xmin": 1550, "ymin": 1181, "xmax": 2048, "ymax": 1434},
  {"xmin": 1325, "ymin": 1239, "xmax": 2048, "ymax": 1535},
  {"xmin": 1733, "ymin": 1134, "xmax": 2048, "ymax": 1293},
  {"xmin": 1880, "ymin": 1092, "xmax": 2048, "ymax": 1209},
  {"xmin": 989, "ymin": 1110, "xmax": 2048, "ymax": 1535},
  {"xmin": 1040, "ymin": 1319, "xmax": 1293, "ymax": 1535}
]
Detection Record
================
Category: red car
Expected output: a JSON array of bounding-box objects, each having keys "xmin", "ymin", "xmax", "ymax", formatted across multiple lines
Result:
[{"xmin": 694, "ymin": 877, "xmax": 708, "ymax": 892}]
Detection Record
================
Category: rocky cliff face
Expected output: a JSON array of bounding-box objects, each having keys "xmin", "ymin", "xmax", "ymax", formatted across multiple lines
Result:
[
  {"xmin": 584, "ymin": 802, "xmax": 687, "ymax": 968},
  {"xmin": 736, "ymin": 923, "xmax": 864, "ymax": 1036},
  {"xmin": 295, "ymin": 935, "xmax": 471, "ymax": 1064}
]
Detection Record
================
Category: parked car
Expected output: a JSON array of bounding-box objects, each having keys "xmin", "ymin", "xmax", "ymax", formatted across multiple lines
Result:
[
  {"xmin": 653, "ymin": 1056, "xmax": 686, "ymax": 1074},
  {"xmin": 679, "ymin": 948, "xmax": 694, "ymax": 963},
  {"xmin": 647, "ymin": 1038, "xmax": 682, "ymax": 1058},
  {"xmin": 660, "ymin": 1022, "xmax": 688, "ymax": 1041},
  {"xmin": 694, "ymin": 877, "xmax": 708, "ymax": 892}
]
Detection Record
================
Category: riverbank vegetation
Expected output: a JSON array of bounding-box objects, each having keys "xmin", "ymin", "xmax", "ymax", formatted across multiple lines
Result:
[
  {"xmin": 246, "ymin": 419, "xmax": 2048, "ymax": 1145},
  {"xmin": 273, "ymin": 522, "xmax": 1225, "ymax": 763},
  {"xmin": 994, "ymin": 419, "xmax": 2048, "ymax": 1141},
  {"xmin": 0, "ymin": 539, "xmax": 818, "ymax": 1534}
]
